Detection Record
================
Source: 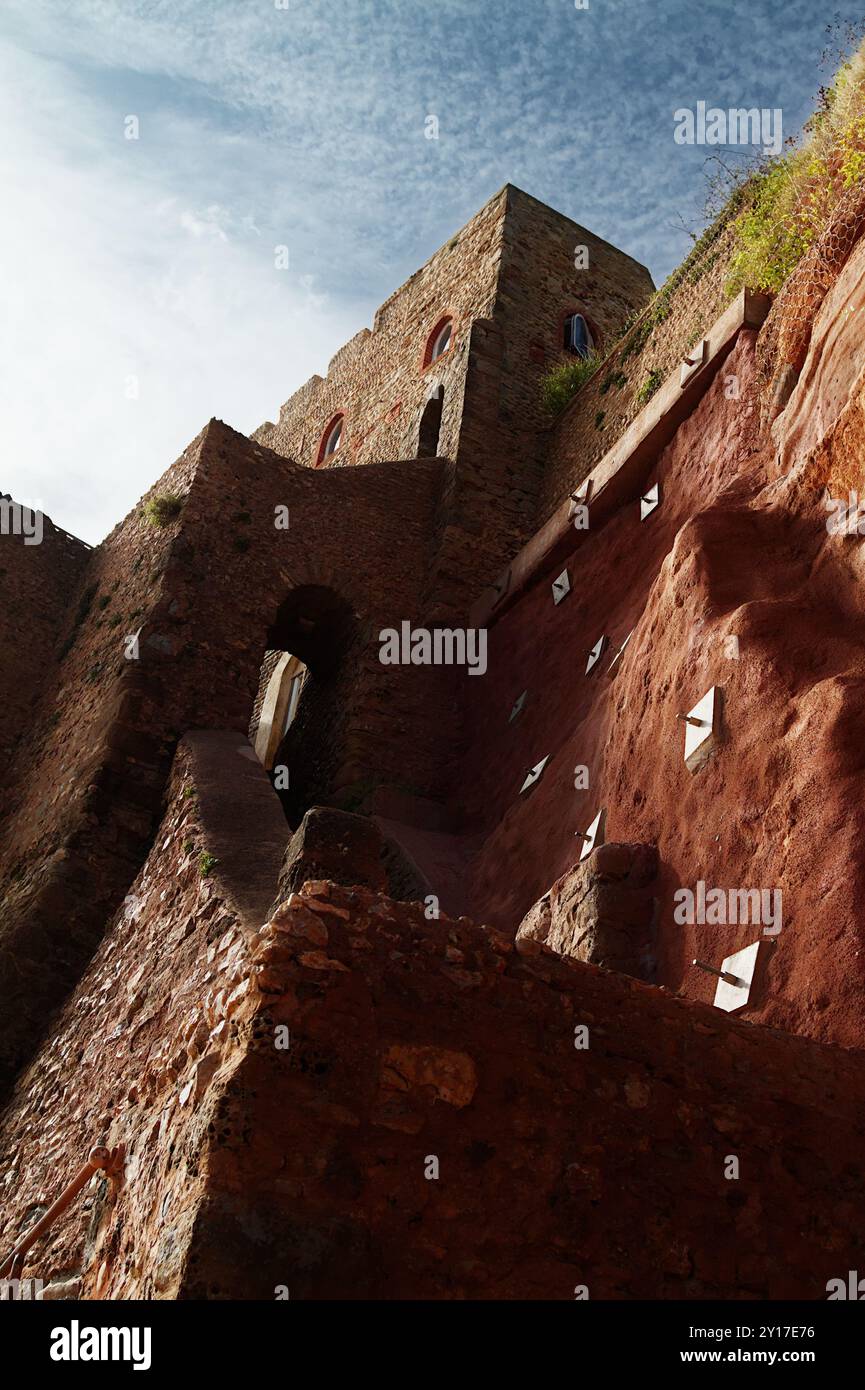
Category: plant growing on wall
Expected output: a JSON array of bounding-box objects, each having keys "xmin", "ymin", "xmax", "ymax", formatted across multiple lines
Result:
[
  {"xmin": 143, "ymin": 493, "xmax": 184, "ymax": 527},
  {"xmin": 540, "ymin": 351, "xmax": 601, "ymax": 416},
  {"xmin": 727, "ymin": 40, "xmax": 865, "ymax": 294},
  {"xmin": 636, "ymin": 369, "xmax": 663, "ymax": 406}
]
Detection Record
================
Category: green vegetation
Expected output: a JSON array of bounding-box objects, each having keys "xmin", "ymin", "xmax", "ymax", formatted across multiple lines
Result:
[
  {"xmin": 685, "ymin": 323, "xmax": 706, "ymax": 351},
  {"xmin": 143, "ymin": 492, "xmax": 184, "ymax": 527},
  {"xmin": 636, "ymin": 369, "xmax": 663, "ymax": 406},
  {"xmin": 594, "ymin": 410, "xmax": 606, "ymax": 431},
  {"xmin": 540, "ymin": 351, "xmax": 602, "ymax": 416},
  {"xmin": 600, "ymin": 370, "xmax": 627, "ymax": 395},
  {"xmin": 199, "ymin": 851, "xmax": 218, "ymax": 878},
  {"xmin": 620, "ymin": 317, "xmax": 653, "ymax": 363},
  {"xmin": 688, "ymin": 249, "xmax": 720, "ymax": 284},
  {"xmin": 727, "ymin": 41, "xmax": 865, "ymax": 294}
]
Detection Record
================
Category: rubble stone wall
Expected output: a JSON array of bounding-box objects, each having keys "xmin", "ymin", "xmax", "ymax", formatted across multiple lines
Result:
[{"xmin": 3, "ymin": 754, "xmax": 864, "ymax": 1303}]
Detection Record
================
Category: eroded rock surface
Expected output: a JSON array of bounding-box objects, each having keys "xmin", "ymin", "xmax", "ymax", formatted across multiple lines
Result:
[{"xmin": 516, "ymin": 842, "xmax": 658, "ymax": 979}]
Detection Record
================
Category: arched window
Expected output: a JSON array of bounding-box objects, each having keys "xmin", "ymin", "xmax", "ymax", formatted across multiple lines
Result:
[
  {"xmin": 563, "ymin": 313, "xmax": 595, "ymax": 358},
  {"xmin": 317, "ymin": 414, "xmax": 344, "ymax": 465},
  {"xmin": 424, "ymin": 317, "xmax": 454, "ymax": 368}
]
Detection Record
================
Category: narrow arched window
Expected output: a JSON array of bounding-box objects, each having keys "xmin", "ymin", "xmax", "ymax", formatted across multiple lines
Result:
[
  {"xmin": 563, "ymin": 313, "xmax": 594, "ymax": 358},
  {"xmin": 317, "ymin": 414, "xmax": 344, "ymax": 465},
  {"xmin": 425, "ymin": 317, "xmax": 454, "ymax": 367}
]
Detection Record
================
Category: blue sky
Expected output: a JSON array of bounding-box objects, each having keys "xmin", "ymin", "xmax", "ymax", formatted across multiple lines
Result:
[{"xmin": 1, "ymin": 0, "xmax": 862, "ymax": 542}]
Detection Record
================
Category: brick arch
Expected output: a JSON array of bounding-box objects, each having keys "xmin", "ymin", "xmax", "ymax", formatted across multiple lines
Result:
[
  {"xmin": 254, "ymin": 582, "xmax": 363, "ymax": 827},
  {"xmin": 267, "ymin": 583, "xmax": 358, "ymax": 677},
  {"xmin": 421, "ymin": 313, "xmax": 458, "ymax": 371},
  {"xmin": 261, "ymin": 557, "xmax": 375, "ymax": 619},
  {"xmin": 315, "ymin": 412, "xmax": 346, "ymax": 467}
]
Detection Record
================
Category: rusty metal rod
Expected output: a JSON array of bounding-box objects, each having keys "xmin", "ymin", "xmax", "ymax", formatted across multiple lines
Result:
[{"xmin": 0, "ymin": 1145, "xmax": 118, "ymax": 1281}]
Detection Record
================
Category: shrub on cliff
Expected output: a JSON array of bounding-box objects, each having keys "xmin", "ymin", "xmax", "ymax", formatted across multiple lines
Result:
[
  {"xmin": 540, "ymin": 352, "xmax": 601, "ymax": 416},
  {"xmin": 727, "ymin": 41, "xmax": 865, "ymax": 294},
  {"xmin": 143, "ymin": 492, "xmax": 184, "ymax": 527}
]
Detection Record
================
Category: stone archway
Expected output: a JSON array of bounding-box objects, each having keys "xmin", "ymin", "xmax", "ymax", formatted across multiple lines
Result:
[
  {"xmin": 417, "ymin": 385, "xmax": 444, "ymax": 457},
  {"xmin": 253, "ymin": 652, "xmax": 308, "ymax": 770},
  {"xmin": 250, "ymin": 585, "xmax": 359, "ymax": 825}
]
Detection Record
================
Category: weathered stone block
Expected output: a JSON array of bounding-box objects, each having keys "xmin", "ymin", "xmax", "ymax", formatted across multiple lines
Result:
[
  {"xmin": 273, "ymin": 806, "xmax": 388, "ymax": 907},
  {"xmin": 516, "ymin": 842, "xmax": 659, "ymax": 981}
]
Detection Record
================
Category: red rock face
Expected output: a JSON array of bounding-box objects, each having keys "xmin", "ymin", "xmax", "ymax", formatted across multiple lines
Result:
[{"xmin": 461, "ymin": 297, "xmax": 865, "ymax": 1047}]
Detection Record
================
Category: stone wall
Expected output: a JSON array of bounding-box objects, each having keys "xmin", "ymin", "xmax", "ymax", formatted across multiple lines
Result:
[
  {"xmin": 540, "ymin": 216, "xmax": 740, "ymax": 522},
  {"xmin": 0, "ymin": 501, "xmax": 91, "ymax": 776},
  {"xmin": 0, "ymin": 421, "xmax": 465, "ymax": 1094},
  {"xmin": 495, "ymin": 187, "xmax": 655, "ymax": 436},
  {"xmin": 458, "ymin": 260, "xmax": 865, "ymax": 1052},
  {"xmin": 516, "ymin": 842, "xmax": 659, "ymax": 980},
  {"xmin": 3, "ymin": 749, "xmax": 865, "ymax": 1302},
  {"xmin": 0, "ymin": 735, "xmax": 283, "ymax": 1300},
  {"xmin": 187, "ymin": 884, "xmax": 865, "ymax": 1300},
  {"xmin": 254, "ymin": 185, "xmax": 654, "ymax": 597},
  {"xmin": 253, "ymin": 188, "xmax": 507, "ymax": 471},
  {"xmin": 422, "ymin": 190, "xmax": 653, "ymax": 616}
]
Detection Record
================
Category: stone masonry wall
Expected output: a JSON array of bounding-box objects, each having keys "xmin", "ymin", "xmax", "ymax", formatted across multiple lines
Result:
[
  {"xmin": 3, "ymin": 739, "xmax": 865, "ymax": 1301},
  {"xmin": 495, "ymin": 187, "xmax": 655, "ymax": 436},
  {"xmin": 422, "ymin": 190, "xmax": 654, "ymax": 616},
  {"xmin": 188, "ymin": 882, "xmax": 865, "ymax": 1300},
  {"xmin": 0, "ymin": 421, "xmax": 465, "ymax": 1096},
  {"xmin": 0, "ymin": 735, "xmax": 284, "ymax": 1300},
  {"xmin": 253, "ymin": 188, "xmax": 507, "ymax": 471},
  {"xmin": 254, "ymin": 185, "xmax": 654, "ymax": 601},
  {"xmin": 540, "ymin": 216, "xmax": 740, "ymax": 522},
  {"xmin": 0, "ymin": 501, "xmax": 91, "ymax": 776}
]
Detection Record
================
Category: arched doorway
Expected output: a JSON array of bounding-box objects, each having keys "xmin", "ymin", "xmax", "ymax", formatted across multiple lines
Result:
[
  {"xmin": 252, "ymin": 585, "xmax": 358, "ymax": 825},
  {"xmin": 417, "ymin": 385, "xmax": 444, "ymax": 457},
  {"xmin": 253, "ymin": 652, "xmax": 308, "ymax": 770}
]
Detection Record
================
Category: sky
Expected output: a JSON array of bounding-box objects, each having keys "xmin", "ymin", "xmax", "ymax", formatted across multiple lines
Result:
[{"xmin": 1, "ymin": 0, "xmax": 862, "ymax": 543}]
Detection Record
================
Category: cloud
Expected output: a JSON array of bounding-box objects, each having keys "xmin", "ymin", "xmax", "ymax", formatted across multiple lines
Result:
[
  {"xmin": 0, "ymin": 32, "xmax": 360, "ymax": 543},
  {"xmin": 0, "ymin": 0, "xmax": 847, "ymax": 540}
]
